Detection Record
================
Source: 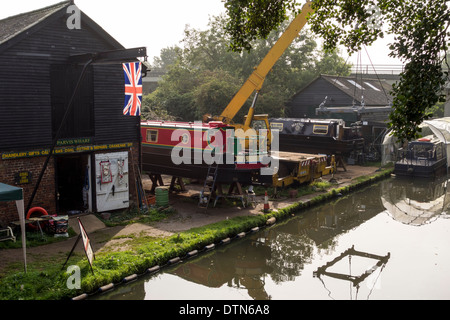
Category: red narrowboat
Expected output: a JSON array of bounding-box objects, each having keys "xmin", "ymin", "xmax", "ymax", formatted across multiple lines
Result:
[{"xmin": 141, "ymin": 120, "xmax": 271, "ymax": 184}]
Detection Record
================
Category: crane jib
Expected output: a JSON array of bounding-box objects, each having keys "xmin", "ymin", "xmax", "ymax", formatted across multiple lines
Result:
[{"xmin": 219, "ymin": 2, "xmax": 314, "ymax": 124}]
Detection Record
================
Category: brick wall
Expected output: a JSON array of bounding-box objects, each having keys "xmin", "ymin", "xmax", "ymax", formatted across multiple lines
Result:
[
  {"xmin": 0, "ymin": 144, "xmax": 140, "ymax": 227},
  {"xmin": 0, "ymin": 156, "xmax": 56, "ymax": 227}
]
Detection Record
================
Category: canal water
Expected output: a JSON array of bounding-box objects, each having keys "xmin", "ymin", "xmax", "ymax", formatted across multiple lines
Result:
[{"xmin": 94, "ymin": 176, "xmax": 450, "ymax": 300}]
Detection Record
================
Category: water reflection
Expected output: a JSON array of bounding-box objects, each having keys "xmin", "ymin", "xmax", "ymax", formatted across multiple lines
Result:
[
  {"xmin": 313, "ymin": 245, "xmax": 390, "ymax": 300},
  {"xmin": 171, "ymin": 238, "xmax": 273, "ymax": 300},
  {"xmin": 95, "ymin": 176, "xmax": 450, "ymax": 300},
  {"xmin": 381, "ymin": 176, "xmax": 450, "ymax": 226}
]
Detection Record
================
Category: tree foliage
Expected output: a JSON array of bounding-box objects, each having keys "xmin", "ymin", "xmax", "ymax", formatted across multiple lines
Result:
[
  {"xmin": 142, "ymin": 15, "xmax": 350, "ymax": 122},
  {"xmin": 223, "ymin": 0, "xmax": 450, "ymax": 142}
]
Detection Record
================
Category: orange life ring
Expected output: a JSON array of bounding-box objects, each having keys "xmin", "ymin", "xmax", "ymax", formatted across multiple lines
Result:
[{"xmin": 26, "ymin": 207, "xmax": 49, "ymax": 231}]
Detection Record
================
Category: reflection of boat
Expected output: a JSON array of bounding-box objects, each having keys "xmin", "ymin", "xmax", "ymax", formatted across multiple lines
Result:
[
  {"xmin": 381, "ymin": 177, "xmax": 449, "ymax": 226},
  {"xmin": 170, "ymin": 238, "xmax": 272, "ymax": 300},
  {"xmin": 394, "ymin": 135, "xmax": 447, "ymax": 178},
  {"xmin": 269, "ymin": 118, "xmax": 365, "ymax": 157}
]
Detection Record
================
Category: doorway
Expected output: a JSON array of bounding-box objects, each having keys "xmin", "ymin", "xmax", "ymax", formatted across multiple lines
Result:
[{"xmin": 56, "ymin": 155, "xmax": 90, "ymax": 213}]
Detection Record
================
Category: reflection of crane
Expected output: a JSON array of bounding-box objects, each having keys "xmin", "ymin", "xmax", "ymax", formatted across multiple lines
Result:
[{"xmin": 203, "ymin": 2, "xmax": 315, "ymax": 148}]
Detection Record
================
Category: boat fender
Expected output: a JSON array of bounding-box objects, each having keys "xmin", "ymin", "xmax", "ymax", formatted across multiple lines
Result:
[
  {"xmin": 98, "ymin": 283, "xmax": 114, "ymax": 293},
  {"xmin": 147, "ymin": 266, "xmax": 160, "ymax": 274},
  {"xmin": 122, "ymin": 274, "xmax": 138, "ymax": 283},
  {"xmin": 72, "ymin": 293, "xmax": 88, "ymax": 301},
  {"xmin": 236, "ymin": 232, "xmax": 246, "ymax": 238},
  {"xmin": 205, "ymin": 243, "xmax": 215, "ymax": 251},
  {"xmin": 187, "ymin": 250, "xmax": 198, "ymax": 258},
  {"xmin": 266, "ymin": 217, "xmax": 276, "ymax": 225},
  {"xmin": 220, "ymin": 238, "xmax": 231, "ymax": 245},
  {"xmin": 168, "ymin": 257, "xmax": 181, "ymax": 265},
  {"xmin": 251, "ymin": 227, "xmax": 259, "ymax": 233}
]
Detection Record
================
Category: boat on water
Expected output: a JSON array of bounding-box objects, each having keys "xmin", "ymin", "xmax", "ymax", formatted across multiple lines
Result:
[
  {"xmin": 394, "ymin": 135, "xmax": 448, "ymax": 178},
  {"xmin": 140, "ymin": 120, "xmax": 271, "ymax": 185},
  {"xmin": 269, "ymin": 118, "xmax": 365, "ymax": 157}
]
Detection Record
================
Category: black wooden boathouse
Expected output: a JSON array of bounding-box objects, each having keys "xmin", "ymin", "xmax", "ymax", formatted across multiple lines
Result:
[{"xmin": 0, "ymin": 1, "xmax": 147, "ymax": 226}]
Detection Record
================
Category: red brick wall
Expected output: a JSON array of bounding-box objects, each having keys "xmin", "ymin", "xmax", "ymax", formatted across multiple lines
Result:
[
  {"xmin": 0, "ymin": 156, "xmax": 56, "ymax": 227},
  {"xmin": 0, "ymin": 144, "xmax": 140, "ymax": 227}
]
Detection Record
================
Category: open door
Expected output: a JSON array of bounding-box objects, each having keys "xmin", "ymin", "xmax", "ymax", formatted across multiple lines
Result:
[{"xmin": 95, "ymin": 152, "xmax": 129, "ymax": 212}]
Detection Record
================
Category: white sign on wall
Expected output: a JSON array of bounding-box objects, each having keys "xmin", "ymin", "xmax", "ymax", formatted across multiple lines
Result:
[{"xmin": 95, "ymin": 152, "xmax": 129, "ymax": 212}]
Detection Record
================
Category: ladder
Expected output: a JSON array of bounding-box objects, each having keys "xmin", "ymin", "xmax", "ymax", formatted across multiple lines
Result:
[{"xmin": 198, "ymin": 164, "xmax": 219, "ymax": 210}]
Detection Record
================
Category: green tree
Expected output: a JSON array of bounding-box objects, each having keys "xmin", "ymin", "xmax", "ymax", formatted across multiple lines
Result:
[
  {"xmin": 222, "ymin": 0, "xmax": 450, "ymax": 142},
  {"xmin": 143, "ymin": 15, "xmax": 350, "ymax": 122},
  {"xmin": 142, "ymin": 58, "xmax": 199, "ymax": 121},
  {"xmin": 151, "ymin": 46, "xmax": 183, "ymax": 72}
]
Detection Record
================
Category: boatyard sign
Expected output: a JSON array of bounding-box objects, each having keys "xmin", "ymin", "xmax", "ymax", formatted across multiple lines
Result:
[
  {"xmin": 78, "ymin": 218, "xmax": 95, "ymax": 270},
  {"xmin": 62, "ymin": 218, "xmax": 95, "ymax": 274},
  {"xmin": 1, "ymin": 142, "xmax": 133, "ymax": 160}
]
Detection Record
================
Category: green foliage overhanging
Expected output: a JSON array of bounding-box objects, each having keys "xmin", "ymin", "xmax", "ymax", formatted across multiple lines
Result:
[
  {"xmin": 142, "ymin": 15, "xmax": 351, "ymax": 122},
  {"xmin": 222, "ymin": 0, "xmax": 450, "ymax": 143}
]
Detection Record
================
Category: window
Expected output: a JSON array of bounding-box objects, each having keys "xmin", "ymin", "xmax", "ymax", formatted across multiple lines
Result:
[
  {"xmin": 364, "ymin": 82, "xmax": 381, "ymax": 92},
  {"xmin": 270, "ymin": 122, "xmax": 283, "ymax": 131},
  {"xmin": 334, "ymin": 80, "xmax": 350, "ymax": 90},
  {"xmin": 313, "ymin": 125, "xmax": 328, "ymax": 135},
  {"xmin": 252, "ymin": 120, "xmax": 268, "ymax": 131},
  {"xmin": 147, "ymin": 130, "xmax": 158, "ymax": 143},
  {"xmin": 347, "ymin": 79, "xmax": 365, "ymax": 91}
]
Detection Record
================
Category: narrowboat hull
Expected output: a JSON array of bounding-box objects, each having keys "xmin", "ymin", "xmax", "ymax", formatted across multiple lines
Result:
[
  {"xmin": 278, "ymin": 134, "xmax": 365, "ymax": 156},
  {"xmin": 393, "ymin": 136, "xmax": 448, "ymax": 178},
  {"xmin": 270, "ymin": 118, "xmax": 364, "ymax": 156},
  {"xmin": 141, "ymin": 144, "xmax": 259, "ymax": 184},
  {"xmin": 140, "ymin": 120, "xmax": 269, "ymax": 185},
  {"xmin": 394, "ymin": 158, "xmax": 447, "ymax": 178}
]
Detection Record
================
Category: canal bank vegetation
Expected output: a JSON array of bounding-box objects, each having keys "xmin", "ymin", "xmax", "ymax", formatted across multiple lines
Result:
[{"xmin": 0, "ymin": 166, "xmax": 393, "ymax": 300}]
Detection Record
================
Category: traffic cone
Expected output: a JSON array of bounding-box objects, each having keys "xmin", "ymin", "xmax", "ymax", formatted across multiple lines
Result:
[{"xmin": 264, "ymin": 191, "xmax": 270, "ymax": 213}]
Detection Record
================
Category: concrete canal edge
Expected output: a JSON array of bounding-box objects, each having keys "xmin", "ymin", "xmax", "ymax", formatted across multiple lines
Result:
[{"xmin": 72, "ymin": 167, "xmax": 394, "ymax": 300}]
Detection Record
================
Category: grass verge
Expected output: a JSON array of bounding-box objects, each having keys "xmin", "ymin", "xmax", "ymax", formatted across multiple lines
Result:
[{"xmin": 0, "ymin": 166, "xmax": 393, "ymax": 300}]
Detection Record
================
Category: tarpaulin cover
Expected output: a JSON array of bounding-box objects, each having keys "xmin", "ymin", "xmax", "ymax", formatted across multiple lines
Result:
[
  {"xmin": 0, "ymin": 183, "xmax": 23, "ymax": 201},
  {"xmin": 0, "ymin": 183, "xmax": 27, "ymax": 272},
  {"xmin": 382, "ymin": 117, "xmax": 450, "ymax": 166}
]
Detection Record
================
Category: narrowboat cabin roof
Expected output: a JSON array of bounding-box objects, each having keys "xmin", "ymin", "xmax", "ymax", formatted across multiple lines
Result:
[
  {"xmin": 409, "ymin": 135, "xmax": 442, "ymax": 146},
  {"xmin": 141, "ymin": 120, "xmax": 229, "ymax": 130},
  {"xmin": 270, "ymin": 118, "xmax": 346, "ymax": 125}
]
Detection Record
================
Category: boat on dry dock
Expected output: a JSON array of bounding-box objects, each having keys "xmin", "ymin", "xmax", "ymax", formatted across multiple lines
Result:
[
  {"xmin": 140, "ymin": 120, "xmax": 270, "ymax": 185},
  {"xmin": 269, "ymin": 118, "xmax": 365, "ymax": 157}
]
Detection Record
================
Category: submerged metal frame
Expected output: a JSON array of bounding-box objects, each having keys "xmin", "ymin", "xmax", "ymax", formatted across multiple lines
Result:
[{"xmin": 313, "ymin": 245, "xmax": 390, "ymax": 288}]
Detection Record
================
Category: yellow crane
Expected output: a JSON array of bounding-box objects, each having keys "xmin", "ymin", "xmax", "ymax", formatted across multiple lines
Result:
[{"xmin": 204, "ymin": 1, "xmax": 315, "ymax": 148}]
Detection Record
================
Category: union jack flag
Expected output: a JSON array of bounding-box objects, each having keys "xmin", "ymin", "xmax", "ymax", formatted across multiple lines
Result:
[{"xmin": 123, "ymin": 62, "xmax": 142, "ymax": 116}]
